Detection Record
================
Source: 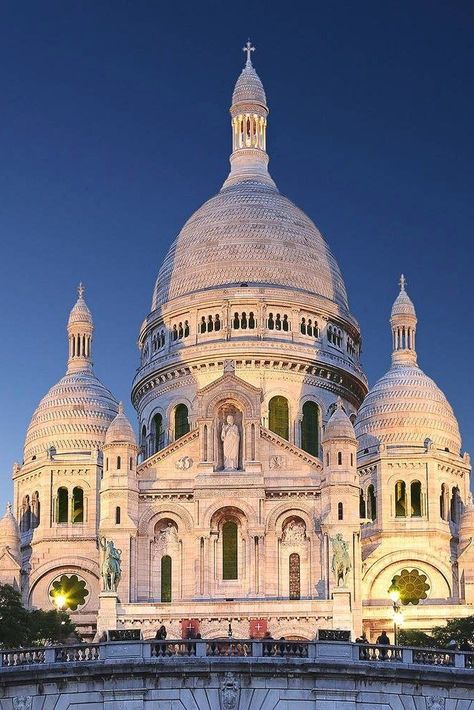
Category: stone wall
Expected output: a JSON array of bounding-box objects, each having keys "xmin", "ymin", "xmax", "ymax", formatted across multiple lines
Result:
[{"xmin": 0, "ymin": 640, "xmax": 473, "ymax": 709}]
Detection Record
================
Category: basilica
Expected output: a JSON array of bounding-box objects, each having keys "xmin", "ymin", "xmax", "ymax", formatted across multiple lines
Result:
[{"xmin": 2, "ymin": 46, "xmax": 473, "ymax": 642}]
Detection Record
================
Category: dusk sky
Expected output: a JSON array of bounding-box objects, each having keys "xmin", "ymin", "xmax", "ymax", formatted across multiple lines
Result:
[{"xmin": 0, "ymin": 1, "xmax": 473, "ymax": 509}]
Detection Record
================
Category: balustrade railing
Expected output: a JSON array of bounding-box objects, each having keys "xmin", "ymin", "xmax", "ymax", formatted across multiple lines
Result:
[{"xmin": 0, "ymin": 640, "xmax": 473, "ymax": 670}]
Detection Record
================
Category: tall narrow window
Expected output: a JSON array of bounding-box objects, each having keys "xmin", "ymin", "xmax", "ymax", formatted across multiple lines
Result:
[
  {"xmin": 222, "ymin": 521, "xmax": 238, "ymax": 580},
  {"xmin": 395, "ymin": 481, "xmax": 407, "ymax": 517},
  {"xmin": 338, "ymin": 502, "xmax": 344, "ymax": 520},
  {"xmin": 152, "ymin": 413, "xmax": 164, "ymax": 453},
  {"xmin": 57, "ymin": 487, "xmax": 68, "ymax": 523},
  {"xmin": 451, "ymin": 486, "xmax": 460, "ymax": 523},
  {"xmin": 22, "ymin": 495, "xmax": 31, "ymax": 531},
  {"xmin": 115, "ymin": 506, "xmax": 121, "ymax": 524},
  {"xmin": 269, "ymin": 396, "xmax": 289, "ymax": 441},
  {"xmin": 31, "ymin": 491, "xmax": 40, "ymax": 528},
  {"xmin": 174, "ymin": 404, "xmax": 190, "ymax": 440},
  {"xmin": 359, "ymin": 492, "xmax": 366, "ymax": 519},
  {"xmin": 116, "ymin": 456, "xmax": 121, "ymax": 470},
  {"xmin": 161, "ymin": 555, "xmax": 172, "ymax": 602},
  {"xmin": 440, "ymin": 483, "xmax": 447, "ymax": 520},
  {"xmin": 72, "ymin": 487, "xmax": 84, "ymax": 523},
  {"xmin": 301, "ymin": 401, "xmax": 319, "ymax": 457},
  {"xmin": 337, "ymin": 451, "xmax": 343, "ymax": 466},
  {"xmin": 411, "ymin": 480, "xmax": 422, "ymax": 517},
  {"xmin": 367, "ymin": 484, "xmax": 377, "ymax": 521},
  {"xmin": 289, "ymin": 553, "xmax": 301, "ymax": 600}
]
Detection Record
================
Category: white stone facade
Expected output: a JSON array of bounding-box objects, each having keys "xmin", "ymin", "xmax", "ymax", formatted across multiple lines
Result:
[{"xmin": 3, "ymin": 49, "xmax": 473, "ymax": 644}]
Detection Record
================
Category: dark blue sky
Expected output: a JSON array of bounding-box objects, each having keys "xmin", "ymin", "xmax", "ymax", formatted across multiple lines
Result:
[{"xmin": 1, "ymin": 1, "xmax": 473, "ymax": 508}]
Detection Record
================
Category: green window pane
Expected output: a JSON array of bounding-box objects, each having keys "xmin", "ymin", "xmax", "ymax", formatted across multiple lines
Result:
[
  {"xmin": 175, "ymin": 404, "xmax": 190, "ymax": 440},
  {"xmin": 223, "ymin": 521, "xmax": 238, "ymax": 580},
  {"xmin": 269, "ymin": 396, "xmax": 289, "ymax": 441},
  {"xmin": 301, "ymin": 401, "xmax": 319, "ymax": 456},
  {"xmin": 72, "ymin": 487, "xmax": 83, "ymax": 523},
  {"xmin": 161, "ymin": 555, "xmax": 172, "ymax": 602},
  {"xmin": 57, "ymin": 487, "xmax": 68, "ymax": 523}
]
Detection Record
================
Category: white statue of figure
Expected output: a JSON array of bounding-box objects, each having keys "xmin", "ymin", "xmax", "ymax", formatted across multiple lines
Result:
[
  {"xmin": 282, "ymin": 519, "xmax": 306, "ymax": 545},
  {"xmin": 221, "ymin": 414, "xmax": 240, "ymax": 470}
]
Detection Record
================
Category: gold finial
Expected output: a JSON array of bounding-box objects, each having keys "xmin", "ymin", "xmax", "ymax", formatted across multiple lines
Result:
[
  {"xmin": 243, "ymin": 39, "xmax": 255, "ymax": 66},
  {"xmin": 399, "ymin": 274, "xmax": 406, "ymax": 291},
  {"xmin": 77, "ymin": 282, "xmax": 85, "ymax": 299}
]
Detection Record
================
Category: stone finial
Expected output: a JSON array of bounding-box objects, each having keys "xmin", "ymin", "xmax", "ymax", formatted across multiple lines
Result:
[{"xmin": 77, "ymin": 281, "xmax": 85, "ymax": 299}]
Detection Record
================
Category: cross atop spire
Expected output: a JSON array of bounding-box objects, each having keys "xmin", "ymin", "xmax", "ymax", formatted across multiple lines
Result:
[
  {"xmin": 243, "ymin": 39, "xmax": 255, "ymax": 67},
  {"xmin": 399, "ymin": 274, "xmax": 406, "ymax": 291},
  {"xmin": 78, "ymin": 282, "xmax": 85, "ymax": 299}
]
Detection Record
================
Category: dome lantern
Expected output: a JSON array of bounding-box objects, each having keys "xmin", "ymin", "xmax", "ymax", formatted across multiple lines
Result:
[
  {"xmin": 223, "ymin": 41, "xmax": 275, "ymax": 189},
  {"xmin": 67, "ymin": 283, "xmax": 94, "ymax": 374},
  {"xmin": 390, "ymin": 275, "xmax": 417, "ymax": 366}
]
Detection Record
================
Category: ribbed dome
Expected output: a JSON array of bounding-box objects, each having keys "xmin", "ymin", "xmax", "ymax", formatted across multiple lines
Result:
[
  {"xmin": 323, "ymin": 402, "xmax": 356, "ymax": 442},
  {"xmin": 105, "ymin": 403, "xmax": 137, "ymax": 446},
  {"xmin": 68, "ymin": 288, "xmax": 92, "ymax": 326},
  {"xmin": 232, "ymin": 64, "xmax": 266, "ymax": 107},
  {"xmin": 391, "ymin": 288, "xmax": 416, "ymax": 318},
  {"xmin": 152, "ymin": 181, "xmax": 349, "ymax": 313},
  {"xmin": 24, "ymin": 371, "xmax": 118, "ymax": 461},
  {"xmin": 355, "ymin": 363, "xmax": 461, "ymax": 454}
]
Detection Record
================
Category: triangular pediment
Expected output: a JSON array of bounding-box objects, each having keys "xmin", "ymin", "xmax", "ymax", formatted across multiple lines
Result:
[
  {"xmin": 195, "ymin": 371, "xmax": 262, "ymax": 420},
  {"xmin": 259, "ymin": 426, "xmax": 322, "ymax": 474},
  {"xmin": 0, "ymin": 547, "xmax": 21, "ymax": 571}
]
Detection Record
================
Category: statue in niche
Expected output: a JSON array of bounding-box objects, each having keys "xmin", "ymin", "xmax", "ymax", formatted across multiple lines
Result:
[
  {"xmin": 330, "ymin": 533, "xmax": 351, "ymax": 587},
  {"xmin": 221, "ymin": 414, "xmax": 240, "ymax": 470},
  {"xmin": 282, "ymin": 518, "xmax": 306, "ymax": 545},
  {"xmin": 154, "ymin": 521, "xmax": 178, "ymax": 556}
]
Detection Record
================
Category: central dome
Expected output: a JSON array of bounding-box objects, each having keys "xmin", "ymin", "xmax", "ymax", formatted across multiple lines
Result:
[
  {"xmin": 152, "ymin": 180, "xmax": 349, "ymax": 313},
  {"xmin": 150, "ymin": 53, "xmax": 351, "ymax": 317}
]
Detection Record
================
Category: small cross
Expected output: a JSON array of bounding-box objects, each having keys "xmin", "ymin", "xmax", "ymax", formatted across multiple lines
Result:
[
  {"xmin": 187, "ymin": 621, "xmax": 194, "ymax": 631},
  {"xmin": 243, "ymin": 39, "xmax": 255, "ymax": 66},
  {"xmin": 78, "ymin": 282, "xmax": 85, "ymax": 298},
  {"xmin": 255, "ymin": 622, "xmax": 262, "ymax": 632},
  {"xmin": 399, "ymin": 274, "xmax": 406, "ymax": 291}
]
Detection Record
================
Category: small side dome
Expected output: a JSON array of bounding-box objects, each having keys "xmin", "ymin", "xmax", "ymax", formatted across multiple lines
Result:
[
  {"xmin": 68, "ymin": 283, "xmax": 93, "ymax": 326},
  {"xmin": 105, "ymin": 403, "xmax": 137, "ymax": 446},
  {"xmin": 0, "ymin": 504, "xmax": 20, "ymax": 561},
  {"xmin": 323, "ymin": 400, "xmax": 356, "ymax": 442}
]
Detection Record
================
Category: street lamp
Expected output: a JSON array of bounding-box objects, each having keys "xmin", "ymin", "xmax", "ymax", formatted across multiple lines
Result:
[{"xmin": 388, "ymin": 586, "xmax": 403, "ymax": 645}]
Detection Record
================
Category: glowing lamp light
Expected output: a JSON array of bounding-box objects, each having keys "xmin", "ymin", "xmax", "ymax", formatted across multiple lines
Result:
[
  {"xmin": 389, "ymin": 588, "xmax": 401, "ymax": 603},
  {"xmin": 54, "ymin": 593, "xmax": 67, "ymax": 610}
]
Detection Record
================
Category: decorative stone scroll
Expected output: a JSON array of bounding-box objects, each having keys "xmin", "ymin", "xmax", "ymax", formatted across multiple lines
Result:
[{"xmin": 220, "ymin": 671, "xmax": 240, "ymax": 710}]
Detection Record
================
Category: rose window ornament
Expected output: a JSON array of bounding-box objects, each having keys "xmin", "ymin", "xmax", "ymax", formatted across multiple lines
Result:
[
  {"xmin": 391, "ymin": 568, "xmax": 430, "ymax": 605},
  {"xmin": 49, "ymin": 574, "xmax": 89, "ymax": 611}
]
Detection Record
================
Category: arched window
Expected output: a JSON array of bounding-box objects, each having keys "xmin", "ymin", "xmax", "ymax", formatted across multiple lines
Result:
[
  {"xmin": 222, "ymin": 521, "xmax": 238, "ymax": 580},
  {"xmin": 249, "ymin": 312, "xmax": 256, "ymax": 329},
  {"xmin": 451, "ymin": 486, "xmax": 460, "ymax": 523},
  {"xmin": 359, "ymin": 492, "xmax": 366, "ymax": 518},
  {"xmin": 301, "ymin": 401, "xmax": 319, "ymax": 457},
  {"xmin": 161, "ymin": 555, "xmax": 172, "ymax": 602},
  {"xmin": 174, "ymin": 404, "xmax": 190, "ymax": 440},
  {"xmin": 233, "ymin": 312, "xmax": 240, "ymax": 329},
  {"xmin": 207, "ymin": 315, "xmax": 213, "ymax": 332},
  {"xmin": 115, "ymin": 506, "xmax": 121, "ymax": 524},
  {"xmin": 152, "ymin": 413, "xmax": 164, "ymax": 453},
  {"xmin": 275, "ymin": 314, "xmax": 282, "ymax": 330},
  {"xmin": 289, "ymin": 553, "xmax": 301, "ymax": 600},
  {"xmin": 411, "ymin": 480, "xmax": 422, "ymax": 517},
  {"xmin": 31, "ymin": 491, "xmax": 40, "ymax": 528},
  {"xmin": 72, "ymin": 487, "xmax": 84, "ymax": 523},
  {"xmin": 116, "ymin": 456, "xmax": 121, "ymax": 470},
  {"xmin": 367, "ymin": 485, "xmax": 376, "ymax": 521},
  {"xmin": 200, "ymin": 316, "xmax": 207, "ymax": 333},
  {"xmin": 440, "ymin": 483, "xmax": 448, "ymax": 520},
  {"xmin": 184, "ymin": 321, "xmax": 189, "ymax": 337},
  {"xmin": 269, "ymin": 396, "xmax": 289, "ymax": 441},
  {"xmin": 282, "ymin": 314, "xmax": 289, "ymax": 331},
  {"xmin": 21, "ymin": 495, "xmax": 31, "ymax": 532},
  {"xmin": 57, "ymin": 487, "xmax": 68, "ymax": 523},
  {"xmin": 215, "ymin": 314, "xmax": 221, "ymax": 331},
  {"xmin": 395, "ymin": 481, "xmax": 407, "ymax": 517},
  {"xmin": 300, "ymin": 318, "xmax": 306, "ymax": 335},
  {"xmin": 307, "ymin": 319, "xmax": 313, "ymax": 337},
  {"xmin": 338, "ymin": 502, "xmax": 344, "ymax": 520},
  {"xmin": 337, "ymin": 451, "xmax": 343, "ymax": 466},
  {"xmin": 241, "ymin": 312, "xmax": 247, "ymax": 329},
  {"xmin": 267, "ymin": 313, "xmax": 275, "ymax": 330}
]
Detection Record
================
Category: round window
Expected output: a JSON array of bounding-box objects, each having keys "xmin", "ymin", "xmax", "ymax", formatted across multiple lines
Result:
[
  {"xmin": 49, "ymin": 574, "xmax": 89, "ymax": 611},
  {"xmin": 391, "ymin": 568, "xmax": 430, "ymax": 605}
]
